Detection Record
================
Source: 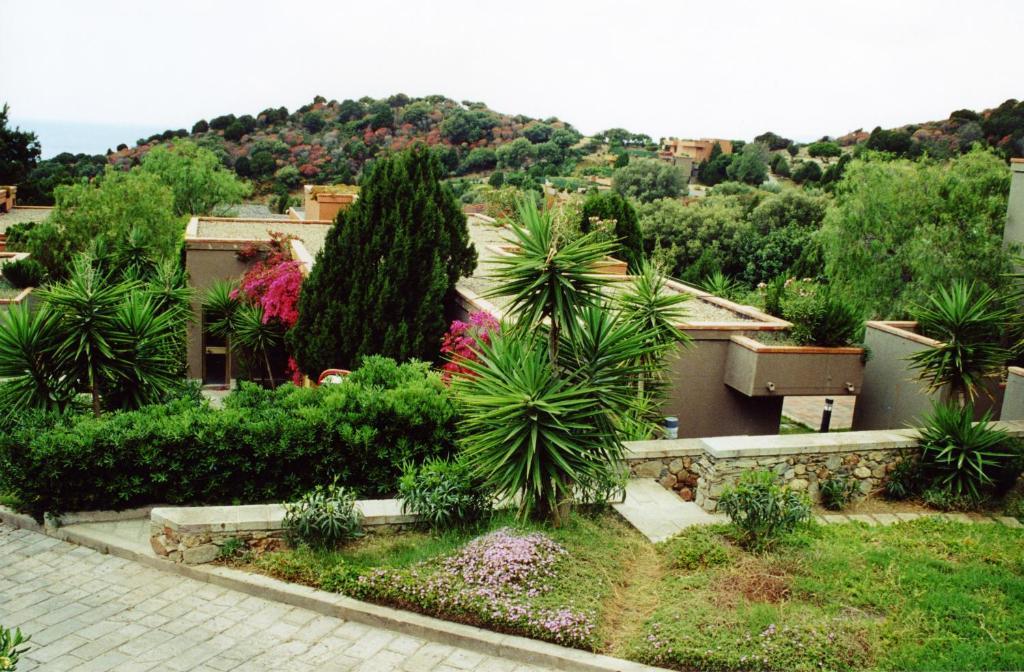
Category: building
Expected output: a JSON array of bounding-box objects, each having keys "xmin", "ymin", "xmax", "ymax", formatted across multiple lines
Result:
[
  {"xmin": 291, "ymin": 184, "xmax": 358, "ymax": 222},
  {"xmin": 660, "ymin": 138, "xmax": 733, "ymax": 164},
  {"xmin": 183, "ymin": 216, "xmax": 333, "ymax": 385},
  {"xmin": 0, "ymin": 186, "xmax": 15, "ymax": 213}
]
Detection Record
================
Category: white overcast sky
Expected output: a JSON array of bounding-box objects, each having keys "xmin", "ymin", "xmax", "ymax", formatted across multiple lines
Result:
[{"xmin": 1, "ymin": 0, "xmax": 1022, "ymax": 143}]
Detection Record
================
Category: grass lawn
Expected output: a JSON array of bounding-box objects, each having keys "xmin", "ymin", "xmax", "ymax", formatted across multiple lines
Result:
[{"xmin": 239, "ymin": 513, "xmax": 1024, "ymax": 671}]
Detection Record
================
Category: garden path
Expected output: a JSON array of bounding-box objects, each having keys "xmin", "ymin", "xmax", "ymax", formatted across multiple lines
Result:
[
  {"xmin": 0, "ymin": 523, "xmax": 556, "ymax": 672},
  {"xmin": 612, "ymin": 480, "xmax": 725, "ymax": 542}
]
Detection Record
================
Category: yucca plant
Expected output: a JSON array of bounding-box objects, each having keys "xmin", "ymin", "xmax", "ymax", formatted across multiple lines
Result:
[
  {"xmin": 918, "ymin": 401, "xmax": 1012, "ymax": 501},
  {"xmin": 699, "ymin": 270, "xmax": 740, "ymax": 300},
  {"xmin": 485, "ymin": 198, "xmax": 617, "ymax": 363},
  {"xmin": 0, "ymin": 304, "xmax": 73, "ymax": 413},
  {"xmin": 233, "ymin": 302, "xmax": 282, "ymax": 387},
  {"xmin": 908, "ymin": 280, "xmax": 1012, "ymax": 407},
  {"xmin": 459, "ymin": 199, "xmax": 674, "ymax": 524},
  {"xmin": 614, "ymin": 260, "xmax": 691, "ymax": 435}
]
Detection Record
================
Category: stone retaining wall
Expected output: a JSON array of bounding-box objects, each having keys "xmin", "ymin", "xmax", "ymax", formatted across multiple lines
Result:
[
  {"xmin": 624, "ymin": 421, "xmax": 1024, "ymax": 513},
  {"xmin": 150, "ymin": 500, "xmax": 420, "ymax": 564}
]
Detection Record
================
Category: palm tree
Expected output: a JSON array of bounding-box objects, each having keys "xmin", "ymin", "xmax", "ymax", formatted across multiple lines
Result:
[{"xmin": 908, "ymin": 280, "xmax": 1012, "ymax": 408}]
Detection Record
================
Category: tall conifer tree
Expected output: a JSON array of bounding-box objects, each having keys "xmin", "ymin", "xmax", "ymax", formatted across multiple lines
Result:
[{"xmin": 288, "ymin": 145, "xmax": 476, "ymax": 373}]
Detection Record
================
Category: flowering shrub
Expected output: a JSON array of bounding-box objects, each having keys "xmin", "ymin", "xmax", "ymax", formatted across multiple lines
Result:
[
  {"xmin": 347, "ymin": 528, "xmax": 597, "ymax": 648},
  {"xmin": 440, "ymin": 311, "xmax": 499, "ymax": 383}
]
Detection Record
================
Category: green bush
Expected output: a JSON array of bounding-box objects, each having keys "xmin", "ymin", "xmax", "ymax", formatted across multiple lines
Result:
[
  {"xmin": 398, "ymin": 456, "xmax": 490, "ymax": 530},
  {"xmin": 0, "ymin": 259, "xmax": 45, "ymax": 289},
  {"xmin": 663, "ymin": 526, "xmax": 730, "ymax": 570},
  {"xmin": 883, "ymin": 458, "xmax": 922, "ymax": 500},
  {"xmin": 284, "ymin": 479, "xmax": 363, "ymax": 549},
  {"xmin": 718, "ymin": 470, "xmax": 811, "ymax": 551},
  {"xmin": 921, "ymin": 486, "xmax": 976, "ymax": 511},
  {"xmin": 819, "ymin": 476, "xmax": 857, "ymax": 511},
  {"xmin": 783, "ymin": 288, "xmax": 861, "ymax": 347},
  {"xmin": 0, "ymin": 357, "xmax": 458, "ymax": 519}
]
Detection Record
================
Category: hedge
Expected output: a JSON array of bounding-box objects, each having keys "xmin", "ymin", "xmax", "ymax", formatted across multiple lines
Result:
[{"xmin": 0, "ymin": 357, "xmax": 458, "ymax": 519}]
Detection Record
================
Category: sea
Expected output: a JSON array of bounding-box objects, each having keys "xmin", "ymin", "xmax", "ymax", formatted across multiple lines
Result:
[{"xmin": 12, "ymin": 118, "xmax": 171, "ymax": 159}]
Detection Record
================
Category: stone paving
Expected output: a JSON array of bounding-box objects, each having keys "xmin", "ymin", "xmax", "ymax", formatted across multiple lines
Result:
[
  {"xmin": 782, "ymin": 395, "xmax": 855, "ymax": 431},
  {"xmin": 0, "ymin": 523, "xmax": 553, "ymax": 672}
]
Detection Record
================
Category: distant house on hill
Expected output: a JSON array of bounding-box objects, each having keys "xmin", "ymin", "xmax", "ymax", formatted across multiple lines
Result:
[
  {"xmin": 290, "ymin": 184, "xmax": 359, "ymax": 222},
  {"xmin": 658, "ymin": 138, "xmax": 733, "ymax": 182}
]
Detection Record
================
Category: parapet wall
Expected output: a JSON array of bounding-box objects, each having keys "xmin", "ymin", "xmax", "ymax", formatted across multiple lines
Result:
[{"xmin": 625, "ymin": 421, "xmax": 1024, "ymax": 512}]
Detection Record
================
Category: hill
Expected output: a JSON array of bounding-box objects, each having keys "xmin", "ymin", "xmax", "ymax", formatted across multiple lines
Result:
[{"xmin": 106, "ymin": 94, "xmax": 583, "ymax": 193}]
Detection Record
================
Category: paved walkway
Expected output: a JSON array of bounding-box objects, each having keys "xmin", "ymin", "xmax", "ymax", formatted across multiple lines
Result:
[
  {"xmin": 782, "ymin": 395, "xmax": 855, "ymax": 430},
  {"xmin": 612, "ymin": 480, "xmax": 724, "ymax": 542},
  {"xmin": 0, "ymin": 524, "xmax": 552, "ymax": 672}
]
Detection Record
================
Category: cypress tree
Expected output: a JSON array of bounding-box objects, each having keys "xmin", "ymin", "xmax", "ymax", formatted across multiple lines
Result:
[
  {"xmin": 579, "ymin": 191, "xmax": 644, "ymax": 271},
  {"xmin": 288, "ymin": 145, "xmax": 476, "ymax": 373}
]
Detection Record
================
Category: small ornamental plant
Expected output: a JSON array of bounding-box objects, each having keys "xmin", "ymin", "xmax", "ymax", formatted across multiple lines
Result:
[
  {"xmin": 439, "ymin": 311, "xmax": 499, "ymax": 383},
  {"xmin": 0, "ymin": 625, "xmax": 29, "ymax": 671},
  {"xmin": 349, "ymin": 528, "xmax": 596, "ymax": 648}
]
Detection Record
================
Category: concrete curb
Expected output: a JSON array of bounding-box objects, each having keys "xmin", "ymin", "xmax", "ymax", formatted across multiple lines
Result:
[{"xmin": 2, "ymin": 509, "xmax": 666, "ymax": 672}]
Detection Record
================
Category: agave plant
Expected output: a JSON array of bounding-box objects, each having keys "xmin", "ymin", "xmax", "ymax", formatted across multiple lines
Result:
[
  {"xmin": 918, "ymin": 402, "xmax": 1012, "ymax": 501},
  {"xmin": 233, "ymin": 302, "xmax": 282, "ymax": 387},
  {"xmin": 0, "ymin": 304, "xmax": 74, "ymax": 413},
  {"xmin": 699, "ymin": 270, "xmax": 740, "ymax": 300},
  {"xmin": 908, "ymin": 280, "xmax": 1012, "ymax": 407}
]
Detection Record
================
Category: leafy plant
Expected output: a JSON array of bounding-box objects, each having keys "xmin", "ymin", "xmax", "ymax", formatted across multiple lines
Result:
[
  {"xmin": 283, "ymin": 479, "xmax": 363, "ymax": 549},
  {"xmin": 0, "ymin": 625, "xmax": 29, "ymax": 671},
  {"xmin": 819, "ymin": 476, "xmax": 858, "ymax": 511},
  {"xmin": 718, "ymin": 470, "xmax": 811, "ymax": 551},
  {"xmin": 883, "ymin": 458, "xmax": 922, "ymax": 500},
  {"xmin": 921, "ymin": 486, "xmax": 977, "ymax": 512},
  {"xmin": 218, "ymin": 537, "xmax": 245, "ymax": 560},
  {"xmin": 398, "ymin": 456, "xmax": 490, "ymax": 530},
  {"xmin": 908, "ymin": 280, "xmax": 1012, "ymax": 407},
  {"xmin": 699, "ymin": 271, "xmax": 740, "ymax": 300},
  {"xmin": 1, "ymin": 258, "xmax": 45, "ymax": 289},
  {"xmin": 762, "ymin": 275, "xmax": 787, "ymax": 317},
  {"xmin": 917, "ymin": 402, "xmax": 1012, "ymax": 501},
  {"xmin": 783, "ymin": 287, "xmax": 862, "ymax": 347}
]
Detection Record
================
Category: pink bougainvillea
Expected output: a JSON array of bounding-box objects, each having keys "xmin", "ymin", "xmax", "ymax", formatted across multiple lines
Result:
[{"xmin": 440, "ymin": 311, "xmax": 499, "ymax": 383}]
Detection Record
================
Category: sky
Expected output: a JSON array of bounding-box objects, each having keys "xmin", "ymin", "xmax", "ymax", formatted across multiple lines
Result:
[{"xmin": 2, "ymin": 0, "xmax": 1022, "ymax": 156}]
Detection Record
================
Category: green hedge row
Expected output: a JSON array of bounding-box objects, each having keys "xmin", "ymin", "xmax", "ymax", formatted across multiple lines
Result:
[{"xmin": 0, "ymin": 357, "xmax": 458, "ymax": 519}]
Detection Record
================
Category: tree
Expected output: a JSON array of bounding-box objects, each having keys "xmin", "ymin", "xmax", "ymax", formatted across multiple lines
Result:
[
  {"xmin": 697, "ymin": 143, "xmax": 731, "ymax": 186},
  {"xmin": 770, "ymin": 153, "xmax": 790, "ymax": 177},
  {"xmin": 820, "ymin": 148, "xmax": 1013, "ymax": 317},
  {"xmin": 458, "ymin": 200, "xmax": 682, "ymax": 524},
  {"xmin": 495, "ymin": 138, "xmax": 534, "ymax": 169},
  {"xmin": 0, "ymin": 256, "xmax": 187, "ymax": 416},
  {"xmin": 725, "ymin": 142, "xmax": 769, "ymax": 185},
  {"xmin": 460, "ymin": 147, "xmax": 497, "ymax": 173},
  {"xmin": 613, "ymin": 158, "xmax": 686, "ymax": 202},
  {"xmin": 440, "ymin": 109, "xmax": 483, "ymax": 144},
  {"xmin": 191, "ymin": 119, "xmax": 209, "ymax": 134},
  {"xmin": 614, "ymin": 151, "xmax": 629, "ymax": 168},
  {"xmin": 791, "ymin": 160, "xmax": 823, "ymax": 184},
  {"xmin": 223, "ymin": 121, "xmax": 245, "ymax": 142},
  {"xmin": 865, "ymin": 126, "xmax": 917, "ymax": 157},
  {"xmin": 787, "ymin": 144, "xmax": 799, "ymax": 158},
  {"xmin": 754, "ymin": 131, "xmax": 792, "ymax": 151},
  {"xmin": 579, "ymin": 191, "xmax": 644, "ymax": 270},
  {"xmin": 139, "ymin": 140, "xmax": 250, "ymax": 216},
  {"xmin": 0, "ymin": 103, "xmax": 41, "ymax": 186},
  {"xmin": 302, "ymin": 111, "xmax": 325, "ymax": 133},
  {"xmin": 27, "ymin": 167, "xmax": 181, "ymax": 278},
  {"xmin": 806, "ymin": 141, "xmax": 842, "ymax": 162},
  {"xmin": 288, "ymin": 145, "xmax": 476, "ymax": 373},
  {"xmin": 209, "ymin": 114, "xmax": 236, "ymax": 130}
]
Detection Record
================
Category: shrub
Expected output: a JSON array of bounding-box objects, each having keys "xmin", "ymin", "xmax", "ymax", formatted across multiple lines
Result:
[
  {"xmin": 439, "ymin": 311, "xmax": 499, "ymax": 383},
  {"xmin": 1, "ymin": 259, "xmax": 45, "ymax": 289},
  {"xmin": 921, "ymin": 486, "xmax": 977, "ymax": 511},
  {"xmin": 0, "ymin": 358, "xmax": 458, "ymax": 519},
  {"xmin": 918, "ymin": 402, "xmax": 1015, "ymax": 501},
  {"xmin": 664, "ymin": 526, "xmax": 730, "ymax": 570},
  {"xmin": 0, "ymin": 625, "xmax": 30, "ymax": 671},
  {"xmin": 398, "ymin": 457, "xmax": 491, "ymax": 530},
  {"xmin": 883, "ymin": 458, "xmax": 922, "ymax": 500},
  {"xmin": 283, "ymin": 479, "xmax": 363, "ymax": 549},
  {"xmin": 783, "ymin": 287, "xmax": 861, "ymax": 347},
  {"xmin": 819, "ymin": 476, "xmax": 858, "ymax": 511},
  {"xmin": 718, "ymin": 470, "xmax": 811, "ymax": 551}
]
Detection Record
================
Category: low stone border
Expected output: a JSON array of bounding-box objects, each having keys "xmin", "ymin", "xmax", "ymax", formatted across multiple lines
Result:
[
  {"xmin": 0, "ymin": 505, "xmax": 666, "ymax": 672},
  {"xmin": 151, "ymin": 499, "xmax": 422, "ymax": 564}
]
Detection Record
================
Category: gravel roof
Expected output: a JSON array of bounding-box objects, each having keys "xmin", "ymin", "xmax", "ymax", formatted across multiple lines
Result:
[
  {"xmin": 193, "ymin": 219, "xmax": 332, "ymax": 258},
  {"xmin": 458, "ymin": 219, "xmax": 756, "ymax": 324},
  {"xmin": 0, "ymin": 207, "xmax": 52, "ymax": 235}
]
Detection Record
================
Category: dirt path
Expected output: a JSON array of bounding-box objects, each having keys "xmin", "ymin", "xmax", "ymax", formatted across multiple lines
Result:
[{"xmin": 600, "ymin": 540, "xmax": 666, "ymax": 656}]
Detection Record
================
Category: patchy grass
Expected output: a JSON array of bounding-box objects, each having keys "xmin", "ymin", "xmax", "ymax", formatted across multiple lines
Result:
[
  {"xmin": 239, "ymin": 513, "xmax": 1024, "ymax": 671},
  {"xmin": 0, "ymin": 492, "xmax": 22, "ymax": 510}
]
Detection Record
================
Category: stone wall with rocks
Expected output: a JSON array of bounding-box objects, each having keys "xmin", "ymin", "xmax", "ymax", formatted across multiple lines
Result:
[
  {"xmin": 150, "ymin": 524, "xmax": 285, "ymax": 564},
  {"xmin": 691, "ymin": 447, "xmax": 908, "ymax": 512},
  {"xmin": 627, "ymin": 455, "xmax": 702, "ymax": 502}
]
